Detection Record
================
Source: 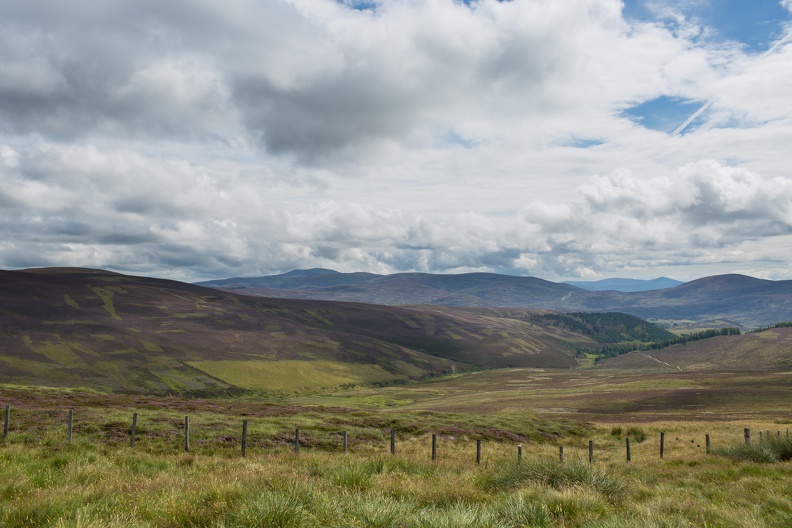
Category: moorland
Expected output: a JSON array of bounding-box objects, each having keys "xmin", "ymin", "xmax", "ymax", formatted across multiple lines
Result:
[
  {"xmin": 198, "ymin": 268, "xmax": 792, "ymax": 329},
  {"xmin": 1, "ymin": 267, "xmax": 791, "ymax": 526}
]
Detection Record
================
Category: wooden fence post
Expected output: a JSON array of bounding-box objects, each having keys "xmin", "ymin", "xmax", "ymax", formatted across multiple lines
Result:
[
  {"xmin": 390, "ymin": 429, "xmax": 396, "ymax": 455},
  {"xmin": 295, "ymin": 428, "xmax": 300, "ymax": 454},
  {"xmin": 759, "ymin": 431, "xmax": 763, "ymax": 443},
  {"xmin": 130, "ymin": 412, "xmax": 137, "ymax": 448},
  {"xmin": 660, "ymin": 432, "xmax": 665, "ymax": 459},
  {"xmin": 476, "ymin": 439, "xmax": 482, "ymax": 465},
  {"xmin": 626, "ymin": 437, "xmax": 631, "ymax": 462},
  {"xmin": 431, "ymin": 434, "xmax": 437, "ymax": 461},
  {"xmin": 342, "ymin": 431, "xmax": 348, "ymax": 454},
  {"xmin": 588, "ymin": 440, "xmax": 594, "ymax": 464},
  {"xmin": 705, "ymin": 434, "xmax": 710, "ymax": 454},
  {"xmin": 241, "ymin": 420, "xmax": 248, "ymax": 457},
  {"xmin": 67, "ymin": 409, "xmax": 73, "ymax": 444},
  {"xmin": 559, "ymin": 445, "xmax": 564, "ymax": 463},
  {"xmin": 744, "ymin": 428, "xmax": 751, "ymax": 444},
  {"xmin": 184, "ymin": 416, "xmax": 190, "ymax": 452},
  {"xmin": 3, "ymin": 405, "xmax": 9, "ymax": 438},
  {"xmin": 517, "ymin": 444, "xmax": 522, "ymax": 464}
]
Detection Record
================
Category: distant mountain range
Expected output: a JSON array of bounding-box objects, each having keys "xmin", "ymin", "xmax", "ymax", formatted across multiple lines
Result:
[
  {"xmin": 564, "ymin": 277, "xmax": 684, "ymax": 292},
  {"xmin": 197, "ymin": 269, "xmax": 792, "ymax": 329}
]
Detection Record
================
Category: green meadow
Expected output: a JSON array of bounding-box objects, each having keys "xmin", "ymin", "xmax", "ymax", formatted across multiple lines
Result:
[{"xmin": 2, "ymin": 367, "xmax": 792, "ymax": 527}]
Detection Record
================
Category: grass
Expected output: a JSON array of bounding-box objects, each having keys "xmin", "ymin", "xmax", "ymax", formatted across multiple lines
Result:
[
  {"xmin": 1, "ymin": 435, "xmax": 791, "ymax": 527},
  {"xmin": 186, "ymin": 359, "xmax": 408, "ymax": 391},
  {"xmin": 289, "ymin": 368, "xmax": 792, "ymax": 423},
  {"xmin": 0, "ymin": 386, "xmax": 790, "ymax": 526},
  {"xmin": 713, "ymin": 434, "xmax": 792, "ymax": 463},
  {"xmin": 2, "ymin": 376, "xmax": 792, "ymax": 526}
]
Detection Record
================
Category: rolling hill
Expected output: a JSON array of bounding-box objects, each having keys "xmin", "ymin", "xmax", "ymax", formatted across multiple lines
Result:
[
  {"xmin": 596, "ymin": 326, "xmax": 792, "ymax": 372},
  {"xmin": 198, "ymin": 270, "xmax": 792, "ymax": 328},
  {"xmin": 0, "ymin": 268, "xmax": 670, "ymax": 395}
]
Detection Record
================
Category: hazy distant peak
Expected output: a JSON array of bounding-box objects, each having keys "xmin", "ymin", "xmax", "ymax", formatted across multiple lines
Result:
[
  {"xmin": 279, "ymin": 268, "xmax": 341, "ymax": 278},
  {"xmin": 563, "ymin": 277, "xmax": 684, "ymax": 292}
]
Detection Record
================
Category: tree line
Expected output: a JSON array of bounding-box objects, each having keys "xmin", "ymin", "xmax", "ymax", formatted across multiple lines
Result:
[{"xmin": 588, "ymin": 327, "xmax": 742, "ymax": 360}]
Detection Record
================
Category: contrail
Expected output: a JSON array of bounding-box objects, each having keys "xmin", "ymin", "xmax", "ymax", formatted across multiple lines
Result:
[
  {"xmin": 671, "ymin": 99, "xmax": 713, "ymax": 136},
  {"xmin": 672, "ymin": 26, "xmax": 792, "ymax": 136}
]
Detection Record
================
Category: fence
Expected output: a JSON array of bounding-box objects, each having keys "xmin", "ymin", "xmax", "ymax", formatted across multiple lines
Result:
[{"xmin": 3, "ymin": 404, "xmax": 789, "ymax": 464}]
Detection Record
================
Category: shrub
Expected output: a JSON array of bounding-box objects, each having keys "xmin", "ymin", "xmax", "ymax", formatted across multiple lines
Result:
[
  {"xmin": 626, "ymin": 427, "xmax": 647, "ymax": 443},
  {"xmin": 610, "ymin": 426, "xmax": 623, "ymax": 437}
]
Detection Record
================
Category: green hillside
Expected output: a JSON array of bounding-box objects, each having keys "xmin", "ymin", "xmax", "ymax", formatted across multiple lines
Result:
[
  {"xmin": 0, "ymin": 268, "xmax": 610, "ymax": 394},
  {"xmin": 596, "ymin": 326, "xmax": 792, "ymax": 372}
]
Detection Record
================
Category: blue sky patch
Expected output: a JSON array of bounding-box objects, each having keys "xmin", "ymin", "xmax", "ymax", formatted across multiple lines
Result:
[
  {"xmin": 564, "ymin": 138, "xmax": 605, "ymax": 149},
  {"xmin": 623, "ymin": 96, "xmax": 710, "ymax": 134},
  {"xmin": 336, "ymin": 0, "xmax": 378, "ymax": 12},
  {"xmin": 622, "ymin": 0, "xmax": 790, "ymax": 53}
]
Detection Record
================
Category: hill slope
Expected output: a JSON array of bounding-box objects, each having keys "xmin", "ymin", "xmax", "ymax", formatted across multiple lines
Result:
[
  {"xmin": 0, "ymin": 268, "xmax": 667, "ymax": 394},
  {"xmin": 596, "ymin": 326, "xmax": 792, "ymax": 372},
  {"xmin": 199, "ymin": 271, "xmax": 792, "ymax": 328}
]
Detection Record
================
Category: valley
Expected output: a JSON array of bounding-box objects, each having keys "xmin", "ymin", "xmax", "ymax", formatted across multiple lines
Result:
[{"xmin": 2, "ymin": 267, "xmax": 792, "ymax": 526}]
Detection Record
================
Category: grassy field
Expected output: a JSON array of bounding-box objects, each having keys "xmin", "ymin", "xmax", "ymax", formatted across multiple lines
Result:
[
  {"xmin": 2, "ymin": 368, "xmax": 792, "ymax": 527},
  {"xmin": 289, "ymin": 368, "xmax": 792, "ymax": 424}
]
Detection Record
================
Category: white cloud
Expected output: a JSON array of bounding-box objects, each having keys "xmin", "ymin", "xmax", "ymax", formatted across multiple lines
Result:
[{"xmin": 0, "ymin": 0, "xmax": 791, "ymax": 281}]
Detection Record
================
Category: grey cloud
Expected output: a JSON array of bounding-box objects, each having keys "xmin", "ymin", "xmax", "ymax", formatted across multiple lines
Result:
[
  {"xmin": 98, "ymin": 232, "xmax": 163, "ymax": 245},
  {"xmin": 1, "ymin": 1, "xmax": 790, "ymax": 281},
  {"xmin": 0, "ymin": 0, "xmax": 620, "ymax": 160}
]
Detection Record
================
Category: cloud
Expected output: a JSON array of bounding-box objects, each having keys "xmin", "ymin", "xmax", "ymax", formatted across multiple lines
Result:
[
  {"xmin": 0, "ymin": 0, "xmax": 791, "ymax": 281},
  {"xmin": 0, "ymin": 0, "xmax": 722, "ymax": 159}
]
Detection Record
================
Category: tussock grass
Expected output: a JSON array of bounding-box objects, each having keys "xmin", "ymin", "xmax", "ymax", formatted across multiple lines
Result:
[
  {"xmin": 713, "ymin": 435, "xmax": 792, "ymax": 463},
  {"xmin": 2, "ymin": 386, "xmax": 792, "ymax": 527},
  {"xmin": 479, "ymin": 458, "xmax": 626, "ymax": 500}
]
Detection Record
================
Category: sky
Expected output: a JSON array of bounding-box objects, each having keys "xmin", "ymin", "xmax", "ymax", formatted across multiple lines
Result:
[{"xmin": 1, "ymin": 0, "xmax": 791, "ymax": 283}]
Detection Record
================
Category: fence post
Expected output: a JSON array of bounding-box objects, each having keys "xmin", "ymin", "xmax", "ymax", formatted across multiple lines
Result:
[
  {"xmin": 588, "ymin": 440, "xmax": 594, "ymax": 464},
  {"xmin": 705, "ymin": 434, "xmax": 710, "ymax": 455},
  {"xmin": 660, "ymin": 432, "xmax": 665, "ymax": 459},
  {"xmin": 342, "ymin": 431, "xmax": 348, "ymax": 454},
  {"xmin": 626, "ymin": 437, "xmax": 631, "ymax": 462},
  {"xmin": 476, "ymin": 439, "xmax": 482, "ymax": 465},
  {"xmin": 184, "ymin": 416, "xmax": 190, "ymax": 452},
  {"xmin": 517, "ymin": 444, "xmax": 522, "ymax": 464},
  {"xmin": 744, "ymin": 428, "xmax": 751, "ymax": 445},
  {"xmin": 759, "ymin": 431, "xmax": 763, "ymax": 443},
  {"xmin": 431, "ymin": 434, "xmax": 437, "ymax": 461},
  {"xmin": 559, "ymin": 445, "xmax": 564, "ymax": 463},
  {"xmin": 295, "ymin": 428, "xmax": 300, "ymax": 454},
  {"xmin": 390, "ymin": 429, "xmax": 396, "ymax": 455},
  {"xmin": 241, "ymin": 420, "xmax": 248, "ymax": 457},
  {"xmin": 130, "ymin": 412, "xmax": 138, "ymax": 448},
  {"xmin": 67, "ymin": 409, "xmax": 73, "ymax": 444},
  {"xmin": 3, "ymin": 405, "xmax": 9, "ymax": 438}
]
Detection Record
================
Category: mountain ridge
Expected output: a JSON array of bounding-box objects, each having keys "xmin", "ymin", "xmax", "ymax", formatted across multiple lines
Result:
[
  {"xmin": 197, "ymin": 270, "xmax": 792, "ymax": 328},
  {"xmin": 564, "ymin": 277, "xmax": 683, "ymax": 292}
]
